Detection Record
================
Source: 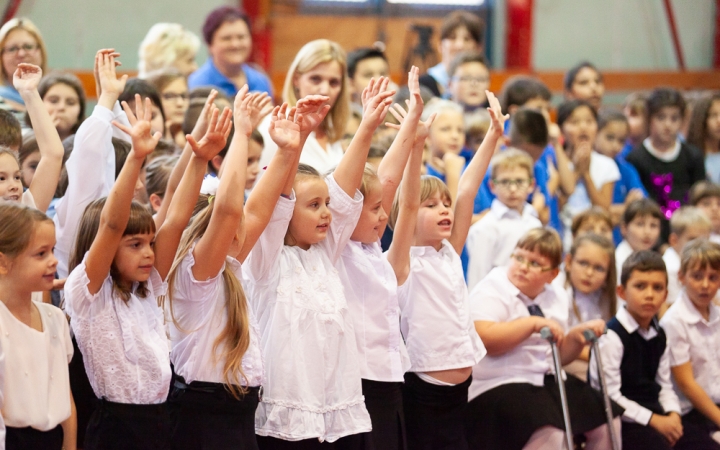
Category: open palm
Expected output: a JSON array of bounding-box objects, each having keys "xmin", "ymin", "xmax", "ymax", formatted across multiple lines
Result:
[
  {"xmin": 13, "ymin": 63, "xmax": 42, "ymax": 92},
  {"xmin": 295, "ymin": 95, "xmax": 330, "ymax": 138},
  {"xmin": 188, "ymin": 106, "xmax": 233, "ymax": 161},
  {"xmin": 269, "ymin": 106, "xmax": 302, "ymax": 149},
  {"xmin": 112, "ymin": 95, "xmax": 161, "ymax": 159}
]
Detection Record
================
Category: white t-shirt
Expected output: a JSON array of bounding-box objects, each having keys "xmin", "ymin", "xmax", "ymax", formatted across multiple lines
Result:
[
  {"xmin": 663, "ymin": 247, "xmax": 681, "ymax": 305},
  {"xmin": 615, "ymin": 240, "xmax": 634, "ymax": 286},
  {"xmin": 64, "ymin": 256, "xmax": 171, "ymax": 404},
  {"xmin": 0, "ymin": 301, "xmax": 72, "ymax": 430},
  {"xmin": 167, "ymin": 246, "xmax": 264, "ymax": 387}
]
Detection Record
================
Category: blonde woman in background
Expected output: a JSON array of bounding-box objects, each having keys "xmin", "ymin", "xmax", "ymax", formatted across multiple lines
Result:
[
  {"xmin": 0, "ymin": 18, "xmax": 47, "ymax": 118},
  {"xmin": 138, "ymin": 23, "xmax": 200, "ymax": 78}
]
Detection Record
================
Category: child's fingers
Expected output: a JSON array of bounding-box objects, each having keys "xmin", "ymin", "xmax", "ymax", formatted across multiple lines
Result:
[
  {"xmin": 207, "ymin": 106, "xmax": 220, "ymax": 133},
  {"xmin": 279, "ymin": 102, "xmax": 288, "ymax": 118},
  {"xmin": 120, "ymin": 100, "xmax": 136, "ymax": 123},
  {"xmin": 186, "ymin": 135, "xmax": 199, "ymax": 152},
  {"xmin": 384, "ymin": 123, "xmax": 401, "ymax": 130},
  {"xmin": 387, "ymin": 107, "xmax": 403, "ymax": 123},
  {"xmin": 425, "ymin": 112, "xmax": 438, "ymax": 128},
  {"xmin": 220, "ymin": 108, "xmax": 233, "ymax": 136},
  {"xmin": 287, "ymin": 106, "xmax": 297, "ymax": 123},
  {"xmin": 111, "ymin": 120, "xmax": 131, "ymax": 135}
]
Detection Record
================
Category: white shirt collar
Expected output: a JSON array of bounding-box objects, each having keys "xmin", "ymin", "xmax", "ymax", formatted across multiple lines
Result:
[
  {"xmin": 643, "ymin": 137, "xmax": 681, "ymax": 162},
  {"xmin": 490, "ymin": 198, "xmax": 538, "ymax": 220},
  {"xmin": 616, "ymin": 306, "xmax": 659, "ymax": 340},
  {"xmin": 676, "ymin": 292, "xmax": 720, "ymax": 326}
]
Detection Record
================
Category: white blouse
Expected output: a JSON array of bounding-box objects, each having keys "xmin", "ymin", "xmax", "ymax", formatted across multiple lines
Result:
[
  {"xmin": 243, "ymin": 175, "xmax": 371, "ymax": 442},
  {"xmin": 338, "ymin": 240, "xmax": 410, "ymax": 382},
  {"xmin": 0, "ymin": 301, "xmax": 72, "ymax": 431},
  {"xmin": 398, "ymin": 240, "xmax": 486, "ymax": 374},
  {"xmin": 64, "ymin": 256, "xmax": 171, "ymax": 404},
  {"xmin": 167, "ymin": 246, "xmax": 264, "ymax": 387}
]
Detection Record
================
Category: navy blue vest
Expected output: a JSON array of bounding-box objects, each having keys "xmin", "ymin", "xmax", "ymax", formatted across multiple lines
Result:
[{"xmin": 606, "ymin": 316, "xmax": 667, "ymax": 415}]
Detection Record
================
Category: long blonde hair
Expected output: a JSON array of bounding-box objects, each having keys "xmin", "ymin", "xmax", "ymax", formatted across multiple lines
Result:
[
  {"xmin": 0, "ymin": 18, "xmax": 47, "ymax": 85},
  {"xmin": 166, "ymin": 197, "xmax": 250, "ymax": 398},
  {"xmin": 282, "ymin": 39, "xmax": 349, "ymax": 143},
  {"xmin": 565, "ymin": 233, "xmax": 617, "ymax": 323}
]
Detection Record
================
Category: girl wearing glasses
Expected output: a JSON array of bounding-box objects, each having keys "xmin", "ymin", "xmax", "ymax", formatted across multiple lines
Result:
[
  {"xmin": 146, "ymin": 68, "xmax": 190, "ymax": 147},
  {"xmin": 0, "ymin": 18, "xmax": 46, "ymax": 119}
]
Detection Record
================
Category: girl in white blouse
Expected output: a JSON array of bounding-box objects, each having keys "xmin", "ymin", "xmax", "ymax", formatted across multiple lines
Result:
[
  {"xmin": 246, "ymin": 78, "xmax": 393, "ymax": 448},
  {"xmin": 0, "ymin": 203, "xmax": 74, "ymax": 449},
  {"xmin": 164, "ymin": 88, "xmax": 313, "ymax": 449},
  {"xmin": 64, "ymin": 95, "xmax": 232, "ymax": 450},
  {"xmin": 385, "ymin": 91, "xmax": 504, "ymax": 450}
]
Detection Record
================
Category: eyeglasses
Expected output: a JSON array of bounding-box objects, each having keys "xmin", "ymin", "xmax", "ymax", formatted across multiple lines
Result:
[
  {"xmin": 3, "ymin": 43, "xmax": 39, "ymax": 55},
  {"xmin": 493, "ymin": 178, "xmax": 532, "ymax": 190},
  {"xmin": 161, "ymin": 92, "xmax": 189, "ymax": 102},
  {"xmin": 574, "ymin": 259, "xmax": 608, "ymax": 275},
  {"xmin": 453, "ymin": 76, "xmax": 489, "ymax": 85},
  {"xmin": 511, "ymin": 253, "xmax": 555, "ymax": 272}
]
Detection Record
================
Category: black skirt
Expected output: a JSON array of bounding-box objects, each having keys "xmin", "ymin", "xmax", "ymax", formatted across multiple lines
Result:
[
  {"xmin": 362, "ymin": 379, "xmax": 406, "ymax": 450},
  {"xmin": 84, "ymin": 399, "xmax": 174, "ymax": 450},
  {"xmin": 675, "ymin": 408, "xmax": 720, "ymax": 450},
  {"xmin": 465, "ymin": 374, "xmax": 623, "ymax": 450},
  {"xmin": 256, "ymin": 433, "xmax": 371, "ymax": 450},
  {"xmin": 6, "ymin": 425, "xmax": 63, "ymax": 450},
  {"xmin": 169, "ymin": 376, "xmax": 260, "ymax": 450},
  {"xmin": 402, "ymin": 372, "xmax": 472, "ymax": 450},
  {"xmin": 69, "ymin": 334, "xmax": 98, "ymax": 446}
]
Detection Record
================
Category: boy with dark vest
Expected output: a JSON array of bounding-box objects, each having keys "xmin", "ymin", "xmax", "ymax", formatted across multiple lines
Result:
[{"xmin": 590, "ymin": 250, "xmax": 683, "ymax": 449}]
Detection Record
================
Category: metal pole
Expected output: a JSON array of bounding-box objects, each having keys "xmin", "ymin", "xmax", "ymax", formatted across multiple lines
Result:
[
  {"xmin": 541, "ymin": 326, "xmax": 574, "ymax": 450},
  {"xmin": 583, "ymin": 329, "xmax": 620, "ymax": 450}
]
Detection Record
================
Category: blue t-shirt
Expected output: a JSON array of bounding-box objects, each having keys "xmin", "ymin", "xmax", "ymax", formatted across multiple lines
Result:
[
  {"xmin": 188, "ymin": 59, "xmax": 273, "ymax": 98},
  {"xmin": 612, "ymin": 155, "xmax": 648, "ymax": 245}
]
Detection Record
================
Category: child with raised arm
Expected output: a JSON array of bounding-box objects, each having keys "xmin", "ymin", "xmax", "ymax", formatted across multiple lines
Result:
[
  {"xmin": 590, "ymin": 251, "xmax": 683, "ymax": 450},
  {"xmin": 339, "ymin": 67, "xmax": 427, "ymax": 450},
  {"xmin": 0, "ymin": 204, "xmax": 75, "ymax": 450},
  {"xmin": 165, "ymin": 87, "xmax": 304, "ymax": 449},
  {"xmin": 388, "ymin": 90, "xmax": 505, "ymax": 450},
  {"xmin": 661, "ymin": 240, "xmax": 720, "ymax": 450},
  {"xmin": 245, "ymin": 79, "xmax": 393, "ymax": 448},
  {"xmin": 467, "ymin": 228, "xmax": 619, "ymax": 450},
  {"xmin": 64, "ymin": 96, "xmax": 228, "ymax": 450}
]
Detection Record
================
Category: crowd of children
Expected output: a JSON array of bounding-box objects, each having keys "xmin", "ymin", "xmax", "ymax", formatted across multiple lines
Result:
[{"xmin": 2, "ymin": 5, "xmax": 720, "ymax": 450}]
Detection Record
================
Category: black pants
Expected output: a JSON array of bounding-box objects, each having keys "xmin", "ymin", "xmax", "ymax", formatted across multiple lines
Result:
[
  {"xmin": 84, "ymin": 399, "xmax": 173, "ymax": 450},
  {"xmin": 169, "ymin": 377, "xmax": 260, "ymax": 449},
  {"xmin": 6, "ymin": 425, "xmax": 63, "ymax": 450},
  {"xmin": 257, "ymin": 433, "xmax": 370, "ymax": 450},
  {"xmin": 675, "ymin": 408, "xmax": 720, "ymax": 450},
  {"xmin": 362, "ymin": 379, "xmax": 406, "ymax": 450},
  {"xmin": 402, "ymin": 372, "xmax": 471, "ymax": 450},
  {"xmin": 621, "ymin": 421, "xmax": 674, "ymax": 450},
  {"xmin": 69, "ymin": 334, "xmax": 98, "ymax": 446}
]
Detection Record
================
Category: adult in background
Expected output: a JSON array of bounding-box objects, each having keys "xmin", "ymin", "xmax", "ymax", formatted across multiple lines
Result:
[
  {"xmin": 0, "ymin": 18, "xmax": 47, "ymax": 119},
  {"xmin": 189, "ymin": 6, "xmax": 273, "ymax": 97},
  {"xmin": 420, "ymin": 10, "xmax": 484, "ymax": 98},
  {"xmin": 138, "ymin": 23, "xmax": 201, "ymax": 78}
]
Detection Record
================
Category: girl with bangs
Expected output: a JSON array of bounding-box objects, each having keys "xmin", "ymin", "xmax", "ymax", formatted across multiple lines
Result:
[
  {"xmin": 164, "ymin": 87, "xmax": 317, "ymax": 449},
  {"xmin": 64, "ymin": 95, "xmax": 233, "ymax": 450}
]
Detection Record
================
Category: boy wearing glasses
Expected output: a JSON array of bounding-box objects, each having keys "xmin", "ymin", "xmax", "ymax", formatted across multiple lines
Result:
[
  {"xmin": 466, "ymin": 149, "xmax": 541, "ymax": 289},
  {"xmin": 466, "ymin": 227, "xmax": 621, "ymax": 450},
  {"xmin": 447, "ymin": 51, "xmax": 490, "ymax": 113}
]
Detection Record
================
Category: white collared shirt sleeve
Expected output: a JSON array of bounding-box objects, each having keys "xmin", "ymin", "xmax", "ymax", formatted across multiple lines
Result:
[
  {"xmin": 111, "ymin": 101, "xmax": 131, "ymax": 142},
  {"xmin": 591, "ymin": 330, "xmax": 654, "ymax": 425},
  {"xmin": 656, "ymin": 345, "xmax": 682, "ymax": 414},
  {"xmin": 660, "ymin": 313, "xmax": 691, "ymax": 367},
  {"xmin": 244, "ymin": 193, "xmax": 295, "ymax": 284},
  {"xmin": 322, "ymin": 174, "xmax": 363, "ymax": 264}
]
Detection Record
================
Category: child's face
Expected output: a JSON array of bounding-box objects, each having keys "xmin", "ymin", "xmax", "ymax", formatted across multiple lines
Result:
[
  {"xmin": 350, "ymin": 57, "xmax": 389, "ymax": 99},
  {"xmin": 618, "ymin": 270, "xmax": 667, "ymax": 326},
  {"xmin": 20, "ymin": 150, "xmax": 40, "ymax": 188},
  {"xmin": 351, "ymin": 179, "xmax": 387, "ymax": 244},
  {"xmin": 160, "ymin": 78, "xmax": 189, "ymax": 126},
  {"xmin": 449, "ymin": 62, "xmax": 489, "ymax": 107},
  {"xmin": 623, "ymin": 214, "xmax": 661, "ymax": 251},
  {"xmin": 415, "ymin": 190, "xmax": 453, "ymax": 248},
  {"xmin": 288, "ymin": 177, "xmax": 331, "ymax": 249},
  {"xmin": 0, "ymin": 152, "xmax": 23, "ymax": 202},
  {"xmin": 575, "ymin": 218, "xmax": 613, "ymax": 243},
  {"xmin": 507, "ymin": 247, "xmax": 559, "ymax": 298},
  {"xmin": 440, "ymin": 26, "xmax": 479, "ymax": 64},
  {"xmin": 489, "ymin": 166, "xmax": 534, "ymax": 212},
  {"xmin": 569, "ymin": 67, "xmax": 604, "ymax": 110},
  {"xmin": 294, "ymin": 61, "xmax": 343, "ymax": 110},
  {"xmin": 561, "ymin": 105, "xmax": 598, "ymax": 151},
  {"xmin": 649, "ymin": 106, "xmax": 682, "ymax": 148},
  {"xmin": 113, "ymin": 232, "xmax": 155, "ymax": 284},
  {"xmin": 43, "ymin": 83, "xmax": 81, "ymax": 136},
  {"xmin": 521, "ymin": 97, "xmax": 551, "ymax": 121},
  {"xmin": 706, "ymin": 100, "xmax": 720, "ymax": 142},
  {"xmin": 1, "ymin": 221, "xmax": 57, "ymax": 292},
  {"xmin": 679, "ymin": 264, "xmax": 720, "ymax": 313},
  {"xmin": 697, "ymin": 196, "xmax": 720, "ymax": 233},
  {"xmin": 623, "ymin": 106, "xmax": 647, "ymax": 142},
  {"xmin": 428, "ymin": 110, "xmax": 465, "ymax": 158},
  {"xmin": 672, "ymin": 225, "xmax": 710, "ymax": 254},
  {"xmin": 246, "ymin": 140, "xmax": 262, "ymax": 190},
  {"xmin": 595, "ymin": 121, "xmax": 629, "ymax": 159},
  {"xmin": 567, "ymin": 242, "xmax": 610, "ymax": 295}
]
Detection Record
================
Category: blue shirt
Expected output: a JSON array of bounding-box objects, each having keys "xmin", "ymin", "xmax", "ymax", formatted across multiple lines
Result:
[
  {"xmin": 188, "ymin": 59, "xmax": 273, "ymax": 98},
  {"xmin": 612, "ymin": 155, "xmax": 647, "ymax": 245}
]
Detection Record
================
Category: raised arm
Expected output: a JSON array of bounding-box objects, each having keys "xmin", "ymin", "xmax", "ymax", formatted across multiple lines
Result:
[
  {"xmin": 15, "ymin": 63, "xmax": 63, "ymax": 212},
  {"xmin": 85, "ymin": 96, "xmax": 160, "ymax": 294},
  {"xmin": 191, "ymin": 86, "xmax": 251, "ymax": 281},
  {"xmin": 449, "ymin": 91, "xmax": 507, "ymax": 255},
  {"xmin": 153, "ymin": 106, "xmax": 232, "ymax": 280},
  {"xmin": 377, "ymin": 67, "xmax": 422, "ymax": 215},
  {"xmin": 334, "ymin": 77, "xmax": 394, "ymax": 196}
]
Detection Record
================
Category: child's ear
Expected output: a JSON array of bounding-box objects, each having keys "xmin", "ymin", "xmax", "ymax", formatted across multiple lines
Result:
[
  {"xmin": 508, "ymin": 104, "xmax": 519, "ymax": 116},
  {"xmin": 211, "ymin": 155, "xmax": 223, "ymax": 173},
  {"xmin": 489, "ymin": 179, "xmax": 497, "ymax": 195},
  {"xmin": 616, "ymin": 284, "xmax": 626, "ymax": 301},
  {"xmin": 564, "ymin": 253, "xmax": 572, "ymax": 267},
  {"xmin": 668, "ymin": 233, "xmax": 678, "ymax": 248},
  {"xmin": 0, "ymin": 253, "xmax": 11, "ymax": 275},
  {"xmin": 149, "ymin": 193, "xmax": 163, "ymax": 213},
  {"xmin": 620, "ymin": 223, "xmax": 627, "ymax": 238}
]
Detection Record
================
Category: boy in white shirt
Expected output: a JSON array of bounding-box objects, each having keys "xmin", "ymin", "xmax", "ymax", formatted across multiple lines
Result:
[
  {"xmin": 663, "ymin": 207, "xmax": 711, "ymax": 308},
  {"xmin": 466, "ymin": 149, "xmax": 541, "ymax": 289},
  {"xmin": 690, "ymin": 181, "xmax": 720, "ymax": 245},
  {"xmin": 590, "ymin": 250, "xmax": 683, "ymax": 450},
  {"xmin": 616, "ymin": 198, "xmax": 662, "ymax": 282},
  {"xmin": 660, "ymin": 240, "xmax": 720, "ymax": 450}
]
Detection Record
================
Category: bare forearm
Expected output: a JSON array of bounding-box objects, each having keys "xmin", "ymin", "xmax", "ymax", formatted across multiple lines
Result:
[
  {"xmin": 555, "ymin": 147, "xmax": 576, "ymax": 195},
  {"xmin": 475, "ymin": 318, "xmax": 537, "ymax": 356},
  {"xmin": 583, "ymin": 174, "xmax": 612, "ymax": 209},
  {"xmin": 677, "ymin": 378, "xmax": 720, "ymax": 427},
  {"xmin": 378, "ymin": 117, "xmax": 419, "ymax": 208},
  {"xmin": 215, "ymin": 133, "xmax": 248, "ymax": 213},
  {"xmin": 103, "ymin": 155, "xmax": 143, "ymax": 231},
  {"xmin": 334, "ymin": 121, "xmax": 374, "ymax": 195}
]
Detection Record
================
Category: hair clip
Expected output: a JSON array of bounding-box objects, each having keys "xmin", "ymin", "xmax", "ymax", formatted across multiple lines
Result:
[{"xmin": 208, "ymin": 195, "xmax": 215, "ymax": 204}]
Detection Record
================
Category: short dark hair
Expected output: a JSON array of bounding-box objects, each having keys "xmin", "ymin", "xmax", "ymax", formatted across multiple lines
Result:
[
  {"xmin": 119, "ymin": 78, "xmax": 166, "ymax": 134},
  {"xmin": 598, "ymin": 109, "xmax": 628, "ymax": 131},
  {"xmin": 346, "ymin": 47, "xmax": 388, "ymax": 79},
  {"xmin": 509, "ymin": 107, "xmax": 548, "ymax": 149},
  {"xmin": 647, "ymin": 87, "xmax": 686, "ymax": 119},
  {"xmin": 32, "ymin": 72, "xmax": 86, "ymax": 135},
  {"xmin": 440, "ymin": 10, "xmax": 485, "ymax": 45},
  {"xmin": 448, "ymin": 51, "xmax": 488, "ymax": 79},
  {"xmin": 202, "ymin": 6, "xmax": 250, "ymax": 46},
  {"xmin": 0, "ymin": 109, "xmax": 21, "ymax": 150},
  {"xmin": 499, "ymin": 76, "xmax": 551, "ymax": 112},
  {"xmin": 621, "ymin": 250, "xmax": 667, "ymax": 287},
  {"xmin": 689, "ymin": 180, "xmax": 720, "ymax": 206},
  {"xmin": 563, "ymin": 61, "xmax": 602, "ymax": 92},
  {"xmin": 556, "ymin": 99, "xmax": 598, "ymax": 129},
  {"xmin": 623, "ymin": 198, "xmax": 663, "ymax": 225}
]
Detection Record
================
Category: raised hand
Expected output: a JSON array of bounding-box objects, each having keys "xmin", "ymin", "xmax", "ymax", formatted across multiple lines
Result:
[
  {"xmin": 486, "ymin": 90, "xmax": 509, "ymax": 139},
  {"xmin": 97, "ymin": 51, "xmax": 127, "ymax": 110},
  {"xmin": 360, "ymin": 76, "xmax": 395, "ymax": 129},
  {"xmin": 112, "ymin": 94, "xmax": 162, "ymax": 160},
  {"xmin": 186, "ymin": 106, "xmax": 233, "ymax": 162},
  {"xmin": 93, "ymin": 48, "xmax": 121, "ymax": 98},
  {"xmin": 573, "ymin": 142, "xmax": 592, "ymax": 175},
  {"xmin": 232, "ymin": 85, "xmax": 254, "ymax": 137},
  {"xmin": 248, "ymin": 92, "xmax": 274, "ymax": 129},
  {"xmin": 295, "ymin": 94, "xmax": 330, "ymax": 139},
  {"xmin": 13, "ymin": 63, "xmax": 42, "ymax": 93},
  {"xmin": 268, "ymin": 103, "xmax": 302, "ymax": 151},
  {"xmin": 406, "ymin": 65, "xmax": 423, "ymax": 116},
  {"xmin": 190, "ymin": 89, "xmax": 219, "ymax": 141},
  {"xmin": 386, "ymin": 102, "xmax": 436, "ymax": 142}
]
